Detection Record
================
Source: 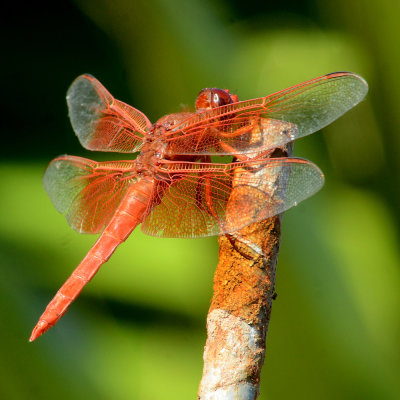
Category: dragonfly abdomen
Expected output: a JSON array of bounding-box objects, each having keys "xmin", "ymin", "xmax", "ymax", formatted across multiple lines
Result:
[{"xmin": 29, "ymin": 179, "xmax": 154, "ymax": 341}]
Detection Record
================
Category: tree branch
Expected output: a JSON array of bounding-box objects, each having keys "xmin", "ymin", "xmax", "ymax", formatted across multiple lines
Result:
[{"xmin": 199, "ymin": 142, "xmax": 292, "ymax": 399}]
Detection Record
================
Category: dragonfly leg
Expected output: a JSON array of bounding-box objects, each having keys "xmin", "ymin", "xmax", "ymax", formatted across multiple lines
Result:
[
  {"xmin": 194, "ymin": 156, "xmax": 212, "ymax": 211},
  {"xmin": 218, "ymin": 118, "xmax": 258, "ymax": 138},
  {"xmin": 201, "ymin": 169, "xmax": 254, "ymax": 260},
  {"xmin": 219, "ymin": 141, "xmax": 250, "ymax": 161}
]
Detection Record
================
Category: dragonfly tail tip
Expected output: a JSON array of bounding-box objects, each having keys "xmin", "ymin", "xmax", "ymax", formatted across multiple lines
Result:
[{"xmin": 29, "ymin": 320, "xmax": 50, "ymax": 342}]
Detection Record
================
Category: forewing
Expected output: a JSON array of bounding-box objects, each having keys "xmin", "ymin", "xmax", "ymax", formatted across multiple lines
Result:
[
  {"xmin": 67, "ymin": 75, "xmax": 152, "ymax": 152},
  {"xmin": 141, "ymin": 158, "xmax": 324, "ymax": 238},
  {"xmin": 43, "ymin": 155, "xmax": 137, "ymax": 233},
  {"xmin": 165, "ymin": 72, "xmax": 368, "ymax": 155}
]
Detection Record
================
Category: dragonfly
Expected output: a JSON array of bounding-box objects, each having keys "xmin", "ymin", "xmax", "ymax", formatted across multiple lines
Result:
[{"xmin": 30, "ymin": 72, "xmax": 368, "ymax": 341}]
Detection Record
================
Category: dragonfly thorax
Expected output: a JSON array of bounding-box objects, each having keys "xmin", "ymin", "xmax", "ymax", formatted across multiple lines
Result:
[
  {"xmin": 136, "ymin": 137, "xmax": 167, "ymax": 174},
  {"xmin": 153, "ymin": 112, "xmax": 193, "ymax": 133}
]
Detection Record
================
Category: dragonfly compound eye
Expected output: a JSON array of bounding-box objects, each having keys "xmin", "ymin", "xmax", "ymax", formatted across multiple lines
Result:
[{"xmin": 196, "ymin": 88, "xmax": 234, "ymax": 110}]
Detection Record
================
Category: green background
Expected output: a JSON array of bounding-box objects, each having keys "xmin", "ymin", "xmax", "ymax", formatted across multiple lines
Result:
[{"xmin": 2, "ymin": 1, "xmax": 399, "ymax": 399}]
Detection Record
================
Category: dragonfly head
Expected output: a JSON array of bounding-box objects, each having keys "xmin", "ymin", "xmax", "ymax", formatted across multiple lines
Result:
[{"xmin": 195, "ymin": 88, "xmax": 238, "ymax": 111}]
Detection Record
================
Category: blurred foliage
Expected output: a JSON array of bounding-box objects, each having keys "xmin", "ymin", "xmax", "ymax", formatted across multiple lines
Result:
[{"xmin": 1, "ymin": 0, "xmax": 399, "ymax": 399}]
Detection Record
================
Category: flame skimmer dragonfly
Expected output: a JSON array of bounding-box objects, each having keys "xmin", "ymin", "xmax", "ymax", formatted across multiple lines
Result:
[{"xmin": 30, "ymin": 72, "xmax": 367, "ymax": 341}]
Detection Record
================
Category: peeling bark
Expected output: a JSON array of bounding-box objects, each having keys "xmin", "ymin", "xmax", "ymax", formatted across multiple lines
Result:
[{"xmin": 198, "ymin": 217, "xmax": 281, "ymax": 399}]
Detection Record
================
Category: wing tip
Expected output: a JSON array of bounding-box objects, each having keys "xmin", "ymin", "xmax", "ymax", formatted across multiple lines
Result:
[{"xmin": 326, "ymin": 71, "xmax": 369, "ymax": 95}]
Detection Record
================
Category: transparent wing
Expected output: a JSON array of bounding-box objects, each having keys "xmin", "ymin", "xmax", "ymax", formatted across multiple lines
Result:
[
  {"xmin": 67, "ymin": 75, "xmax": 152, "ymax": 152},
  {"xmin": 141, "ymin": 157, "xmax": 324, "ymax": 238},
  {"xmin": 43, "ymin": 155, "xmax": 137, "ymax": 233},
  {"xmin": 164, "ymin": 72, "xmax": 368, "ymax": 155}
]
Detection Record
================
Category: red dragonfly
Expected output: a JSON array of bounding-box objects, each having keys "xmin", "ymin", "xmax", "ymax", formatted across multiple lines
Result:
[{"xmin": 30, "ymin": 72, "xmax": 367, "ymax": 341}]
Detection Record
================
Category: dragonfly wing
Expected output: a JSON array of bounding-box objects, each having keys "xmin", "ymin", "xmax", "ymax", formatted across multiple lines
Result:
[
  {"xmin": 141, "ymin": 158, "xmax": 324, "ymax": 238},
  {"xmin": 44, "ymin": 155, "xmax": 137, "ymax": 233},
  {"xmin": 67, "ymin": 75, "xmax": 152, "ymax": 152},
  {"xmin": 165, "ymin": 72, "xmax": 368, "ymax": 155}
]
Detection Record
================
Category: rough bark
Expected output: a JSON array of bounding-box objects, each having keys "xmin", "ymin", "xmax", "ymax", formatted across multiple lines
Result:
[{"xmin": 198, "ymin": 217, "xmax": 281, "ymax": 399}]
